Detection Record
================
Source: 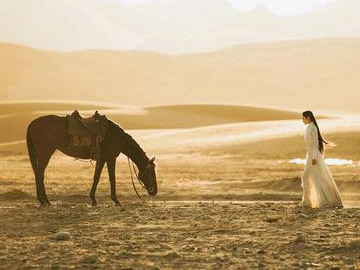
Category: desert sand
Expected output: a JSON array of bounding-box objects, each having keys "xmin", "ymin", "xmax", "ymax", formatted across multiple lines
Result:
[
  {"xmin": 1, "ymin": 201, "xmax": 360, "ymax": 269},
  {"xmin": 0, "ymin": 102, "xmax": 359, "ymax": 269}
]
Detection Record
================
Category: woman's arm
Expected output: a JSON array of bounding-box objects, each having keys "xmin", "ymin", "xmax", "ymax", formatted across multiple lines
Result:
[{"xmin": 310, "ymin": 125, "xmax": 319, "ymax": 165}]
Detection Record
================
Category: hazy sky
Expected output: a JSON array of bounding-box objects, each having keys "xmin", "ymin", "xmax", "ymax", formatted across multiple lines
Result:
[
  {"xmin": 115, "ymin": 0, "xmax": 337, "ymax": 15},
  {"xmin": 1, "ymin": 0, "xmax": 356, "ymax": 53}
]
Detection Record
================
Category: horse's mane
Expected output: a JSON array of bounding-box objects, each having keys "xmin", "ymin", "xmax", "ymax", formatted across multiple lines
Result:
[{"xmin": 108, "ymin": 120, "xmax": 148, "ymax": 162}]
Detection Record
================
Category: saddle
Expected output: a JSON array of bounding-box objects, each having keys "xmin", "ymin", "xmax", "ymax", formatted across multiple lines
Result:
[{"xmin": 66, "ymin": 110, "xmax": 109, "ymax": 160}]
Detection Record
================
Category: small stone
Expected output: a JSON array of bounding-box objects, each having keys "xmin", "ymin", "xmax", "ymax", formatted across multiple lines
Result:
[
  {"xmin": 35, "ymin": 243, "xmax": 50, "ymax": 252},
  {"xmin": 257, "ymin": 249, "xmax": 266, "ymax": 255},
  {"xmin": 294, "ymin": 232, "xmax": 305, "ymax": 243},
  {"xmin": 82, "ymin": 255, "xmax": 97, "ymax": 264},
  {"xmin": 55, "ymin": 231, "xmax": 70, "ymax": 241},
  {"xmin": 264, "ymin": 215, "xmax": 281, "ymax": 223},
  {"xmin": 164, "ymin": 251, "xmax": 180, "ymax": 259},
  {"xmin": 244, "ymin": 248, "xmax": 252, "ymax": 255}
]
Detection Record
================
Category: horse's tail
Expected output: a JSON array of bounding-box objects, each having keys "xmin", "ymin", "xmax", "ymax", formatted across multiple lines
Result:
[{"xmin": 26, "ymin": 123, "xmax": 38, "ymax": 174}]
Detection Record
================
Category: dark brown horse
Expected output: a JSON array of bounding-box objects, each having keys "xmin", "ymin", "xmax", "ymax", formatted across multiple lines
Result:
[{"xmin": 26, "ymin": 115, "xmax": 157, "ymax": 206}]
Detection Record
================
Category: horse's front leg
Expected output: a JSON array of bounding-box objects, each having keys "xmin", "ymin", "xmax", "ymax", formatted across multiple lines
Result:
[
  {"xmin": 89, "ymin": 158, "xmax": 105, "ymax": 206},
  {"xmin": 107, "ymin": 158, "xmax": 121, "ymax": 206}
]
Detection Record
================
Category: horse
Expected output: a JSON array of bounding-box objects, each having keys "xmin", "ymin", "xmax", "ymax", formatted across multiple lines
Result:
[{"xmin": 26, "ymin": 114, "xmax": 157, "ymax": 206}]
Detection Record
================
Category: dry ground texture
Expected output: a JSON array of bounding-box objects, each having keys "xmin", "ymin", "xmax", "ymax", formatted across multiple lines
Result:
[{"xmin": 0, "ymin": 102, "xmax": 360, "ymax": 269}]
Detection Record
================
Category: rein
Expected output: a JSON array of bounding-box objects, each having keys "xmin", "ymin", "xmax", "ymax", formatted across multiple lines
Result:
[{"xmin": 127, "ymin": 157, "xmax": 148, "ymax": 203}]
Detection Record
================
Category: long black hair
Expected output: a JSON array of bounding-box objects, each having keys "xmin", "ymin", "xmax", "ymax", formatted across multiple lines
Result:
[{"xmin": 302, "ymin": 111, "xmax": 328, "ymax": 154}]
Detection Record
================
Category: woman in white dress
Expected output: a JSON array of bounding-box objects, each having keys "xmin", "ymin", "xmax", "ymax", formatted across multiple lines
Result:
[{"xmin": 301, "ymin": 111, "xmax": 343, "ymax": 208}]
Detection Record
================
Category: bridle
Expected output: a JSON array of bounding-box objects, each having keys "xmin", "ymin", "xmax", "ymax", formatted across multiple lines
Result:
[
  {"xmin": 127, "ymin": 157, "xmax": 155, "ymax": 203},
  {"xmin": 126, "ymin": 142, "xmax": 156, "ymax": 202}
]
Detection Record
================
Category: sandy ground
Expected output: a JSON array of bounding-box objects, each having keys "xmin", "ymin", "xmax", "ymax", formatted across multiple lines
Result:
[
  {"xmin": 1, "ymin": 201, "xmax": 359, "ymax": 270},
  {"xmin": 0, "ymin": 103, "xmax": 360, "ymax": 269},
  {"xmin": 0, "ymin": 150, "xmax": 359, "ymax": 269}
]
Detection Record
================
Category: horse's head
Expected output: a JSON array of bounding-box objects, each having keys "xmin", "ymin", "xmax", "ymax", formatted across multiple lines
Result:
[{"xmin": 139, "ymin": 157, "xmax": 157, "ymax": 196}]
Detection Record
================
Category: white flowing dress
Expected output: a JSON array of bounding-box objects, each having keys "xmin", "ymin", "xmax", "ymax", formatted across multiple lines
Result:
[{"xmin": 301, "ymin": 122, "xmax": 343, "ymax": 208}]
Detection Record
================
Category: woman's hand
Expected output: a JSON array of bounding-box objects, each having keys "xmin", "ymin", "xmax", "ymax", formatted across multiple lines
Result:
[{"xmin": 312, "ymin": 159, "xmax": 317, "ymax": 166}]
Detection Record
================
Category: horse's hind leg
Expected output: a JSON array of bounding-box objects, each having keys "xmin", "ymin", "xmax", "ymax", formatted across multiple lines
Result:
[
  {"xmin": 107, "ymin": 159, "xmax": 121, "ymax": 206},
  {"xmin": 89, "ymin": 158, "xmax": 105, "ymax": 206},
  {"xmin": 36, "ymin": 152, "xmax": 54, "ymax": 206}
]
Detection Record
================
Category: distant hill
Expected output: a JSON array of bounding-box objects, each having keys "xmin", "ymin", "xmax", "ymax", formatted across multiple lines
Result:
[
  {"xmin": 1, "ymin": 38, "xmax": 360, "ymax": 112},
  {"xmin": 0, "ymin": 0, "xmax": 359, "ymax": 53}
]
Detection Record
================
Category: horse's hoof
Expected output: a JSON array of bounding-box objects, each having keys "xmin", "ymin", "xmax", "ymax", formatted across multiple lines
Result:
[
  {"xmin": 113, "ymin": 199, "xmax": 120, "ymax": 205},
  {"xmin": 91, "ymin": 201, "xmax": 97, "ymax": 207},
  {"xmin": 115, "ymin": 202, "xmax": 123, "ymax": 207}
]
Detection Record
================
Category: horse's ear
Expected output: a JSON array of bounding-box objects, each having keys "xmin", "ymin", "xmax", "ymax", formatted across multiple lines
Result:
[{"xmin": 150, "ymin": 157, "xmax": 155, "ymax": 163}]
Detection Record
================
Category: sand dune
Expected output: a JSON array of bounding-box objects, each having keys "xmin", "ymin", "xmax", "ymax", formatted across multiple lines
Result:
[
  {"xmin": 1, "ymin": 101, "xmax": 358, "ymax": 204},
  {"xmin": 1, "ymin": 38, "xmax": 360, "ymax": 112},
  {"xmin": 1, "ymin": 101, "xmax": 359, "ymax": 158},
  {"xmin": 1, "ymin": 101, "xmax": 359, "ymax": 198},
  {"xmin": 0, "ymin": 100, "xmax": 114, "ymax": 115},
  {"xmin": 112, "ymin": 104, "xmax": 301, "ymax": 129},
  {"xmin": 0, "ymin": 101, "xmax": 301, "ymax": 148},
  {"xmin": 132, "ymin": 114, "xmax": 360, "ymax": 153},
  {"xmin": 204, "ymin": 130, "xmax": 360, "ymax": 160}
]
